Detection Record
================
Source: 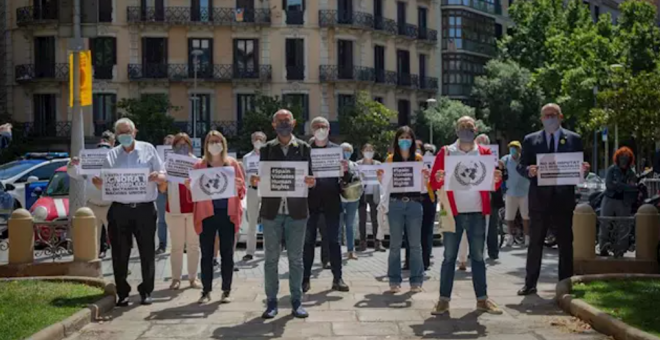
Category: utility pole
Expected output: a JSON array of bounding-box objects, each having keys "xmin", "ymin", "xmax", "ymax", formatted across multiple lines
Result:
[
  {"xmin": 426, "ymin": 98, "xmax": 437, "ymax": 145},
  {"xmin": 191, "ymin": 49, "xmax": 203, "ymax": 139},
  {"xmin": 69, "ymin": 0, "xmax": 85, "ymax": 218}
]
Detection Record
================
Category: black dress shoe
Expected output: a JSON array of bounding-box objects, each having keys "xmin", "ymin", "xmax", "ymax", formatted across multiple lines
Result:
[
  {"xmin": 116, "ymin": 297, "xmax": 129, "ymax": 307},
  {"xmin": 517, "ymin": 286, "xmax": 537, "ymax": 296},
  {"xmin": 302, "ymin": 280, "xmax": 311, "ymax": 293},
  {"xmin": 141, "ymin": 293, "xmax": 153, "ymax": 305},
  {"xmin": 243, "ymin": 254, "xmax": 254, "ymax": 261},
  {"xmin": 332, "ymin": 279, "xmax": 350, "ymax": 292},
  {"xmin": 155, "ymin": 246, "xmax": 166, "ymax": 255}
]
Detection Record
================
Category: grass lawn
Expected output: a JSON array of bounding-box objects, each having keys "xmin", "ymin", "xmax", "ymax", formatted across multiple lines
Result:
[
  {"xmin": 0, "ymin": 280, "xmax": 104, "ymax": 340},
  {"xmin": 572, "ymin": 279, "xmax": 660, "ymax": 337}
]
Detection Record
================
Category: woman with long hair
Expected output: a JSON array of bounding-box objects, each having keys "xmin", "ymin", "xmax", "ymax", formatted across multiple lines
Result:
[
  {"xmin": 378, "ymin": 126, "xmax": 430, "ymax": 293},
  {"xmin": 357, "ymin": 143, "xmax": 383, "ymax": 252},
  {"xmin": 187, "ymin": 130, "xmax": 246, "ymax": 304},
  {"xmin": 159, "ymin": 133, "xmax": 201, "ymax": 290}
]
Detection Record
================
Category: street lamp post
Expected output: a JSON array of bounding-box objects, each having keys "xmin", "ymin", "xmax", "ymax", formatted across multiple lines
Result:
[
  {"xmin": 609, "ymin": 64, "xmax": 624, "ymax": 150},
  {"xmin": 191, "ymin": 49, "xmax": 204, "ymax": 139},
  {"xmin": 426, "ymin": 98, "xmax": 437, "ymax": 145}
]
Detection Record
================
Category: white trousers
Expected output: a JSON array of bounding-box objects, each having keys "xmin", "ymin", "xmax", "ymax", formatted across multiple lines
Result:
[
  {"xmin": 245, "ymin": 188, "xmax": 261, "ymax": 256},
  {"xmin": 457, "ymin": 215, "xmax": 490, "ymax": 263},
  {"xmin": 165, "ymin": 213, "xmax": 200, "ymax": 281},
  {"xmin": 87, "ymin": 202, "xmax": 110, "ymax": 252}
]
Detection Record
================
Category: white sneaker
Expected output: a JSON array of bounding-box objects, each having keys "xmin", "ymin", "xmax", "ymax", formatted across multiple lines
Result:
[
  {"xmin": 524, "ymin": 235, "xmax": 530, "ymax": 247},
  {"xmin": 505, "ymin": 235, "xmax": 514, "ymax": 247}
]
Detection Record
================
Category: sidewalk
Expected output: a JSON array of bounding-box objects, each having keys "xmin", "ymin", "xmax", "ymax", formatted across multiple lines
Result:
[{"xmin": 62, "ymin": 245, "xmax": 606, "ymax": 340}]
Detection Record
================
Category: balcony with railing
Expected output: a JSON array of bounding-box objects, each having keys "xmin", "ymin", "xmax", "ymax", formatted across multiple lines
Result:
[
  {"xmin": 128, "ymin": 64, "xmax": 272, "ymax": 82},
  {"xmin": 13, "ymin": 121, "xmax": 72, "ymax": 139},
  {"xmin": 16, "ymin": 6, "xmax": 59, "ymax": 26},
  {"xmin": 126, "ymin": 6, "xmax": 271, "ymax": 26},
  {"xmin": 374, "ymin": 70, "xmax": 398, "ymax": 87},
  {"xmin": 373, "ymin": 16, "xmax": 398, "ymax": 35},
  {"xmin": 418, "ymin": 76, "xmax": 439, "ymax": 92},
  {"xmin": 173, "ymin": 121, "xmax": 238, "ymax": 137},
  {"xmin": 441, "ymin": 0, "xmax": 502, "ymax": 16},
  {"xmin": 285, "ymin": 10, "xmax": 305, "ymax": 25},
  {"xmin": 319, "ymin": 10, "xmax": 374, "ymax": 30},
  {"xmin": 397, "ymin": 23, "xmax": 419, "ymax": 40},
  {"xmin": 417, "ymin": 27, "xmax": 439, "ymax": 44},
  {"xmin": 397, "ymin": 73, "xmax": 419, "ymax": 89},
  {"xmin": 319, "ymin": 65, "xmax": 375, "ymax": 83},
  {"xmin": 286, "ymin": 65, "xmax": 305, "ymax": 81},
  {"xmin": 15, "ymin": 64, "xmax": 69, "ymax": 82},
  {"xmin": 93, "ymin": 65, "xmax": 114, "ymax": 80}
]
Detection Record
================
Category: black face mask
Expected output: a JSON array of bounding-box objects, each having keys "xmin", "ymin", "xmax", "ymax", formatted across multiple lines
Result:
[
  {"xmin": 275, "ymin": 122, "xmax": 293, "ymax": 137},
  {"xmin": 618, "ymin": 156, "xmax": 630, "ymax": 168}
]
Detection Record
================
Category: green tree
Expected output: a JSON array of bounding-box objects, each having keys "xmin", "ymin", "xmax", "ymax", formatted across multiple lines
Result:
[
  {"xmin": 116, "ymin": 94, "xmax": 178, "ymax": 146},
  {"xmin": 416, "ymin": 97, "xmax": 490, "ymax": 148},
  {"xmin": 338, "ymin": 92, "xmax": 396, "ymax": 157},
  {"xmin": 472, "ymin": 60, "xmax": 545, "ymax": 142},
  {"xmin": 615, "ymin": 0, "xmax": 660, "ymax": 74},
  {"xmin": 238, "ymin": 93, "xmax": 304, "ymax": 152}
]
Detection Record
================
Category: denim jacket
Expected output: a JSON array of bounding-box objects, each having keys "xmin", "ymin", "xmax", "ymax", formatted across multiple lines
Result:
[{"xmin": 604, "ymin": 165, "xmax": 638, "ymax": 206}]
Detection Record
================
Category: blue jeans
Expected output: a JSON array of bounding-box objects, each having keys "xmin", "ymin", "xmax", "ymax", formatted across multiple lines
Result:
[
  {"xmin": 156, "ymin": 192, "xmax": 168, "ymax": 247},
  {"xmin": 440, "ymin": 213, "xmax": 488, "ymax": 301},
  {"xmin": 387, "ymin": 199, "xmax": 424, "ymax": 286},
  {"xmin": 340, "ymin": 201, "xmax": 359, "ymax": 252},
  {"xmin": 263, "ymin": 214, "xmax": 307, "ymax": 302}
]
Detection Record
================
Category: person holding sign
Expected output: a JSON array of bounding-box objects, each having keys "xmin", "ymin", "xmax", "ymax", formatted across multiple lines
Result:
[
  {"xmin": 356, "ymin": 143, "xmax": 383, "ymax": 252},
  {"xmin": 157, "ymin": 133, "xmax": 202, "ymax": 291},
  {"xmin": 303, "ymin": 117, "xmax": 354, "ymax": 294},
  {"xmin": 92, "ymin": 118, "xmax": 166, "ymax": 307},
  {"xmin": 250, "ymin": 110, "xmax": 315, "ymax": 319},
  {"xmin": 187, "ymin": 130, "xmax": 245, "ymax": 304},
  {"xmin": 241, "ymin": 131, "xmax": 266, "ymax": 261},
  {"xmin": 156, "ymin": 135, "xmax": 174, "ymax": 255},
  {"xmin": 339, "ymin": 142, "xmax": 360, "ymax": 260},
  {"xmin": 429, "ymin": 116, "xmax": 503, "ymax": 316},
  {"xmin": 516, "ymin": 103, "xmax": 589, "ymax": 296},
  {"xmin": 377, "ymin": 126, "xmax": 430, "ymax": 294}
]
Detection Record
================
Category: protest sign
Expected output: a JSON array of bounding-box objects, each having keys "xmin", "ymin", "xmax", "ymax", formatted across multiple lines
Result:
[
  {"xmin": 258, "ymin": 161, "xmax": 308, "ymax": 198},
  {"xmin": 189, "ymin": 166, "xmax": 237, "ymax": 202},
  {"xmin": 423, "ymin": 155, "xmax": 435, "ymax": 170},
  {"xmin": 157, "ymin": 145, "xmax": 173, "ymax": 162},
  {"xmin": 488, "ymin": 145, "xmax": 499, "ymax": 163},
  {"xmin": 537, "ymin": 152, "xmax": 584, "ymax": 186},
  {"xmin": 101, "ymin": 168, "xmax": 149, "ymax": 202},
  {"xmin": 357, "ymin": 164, "xmax": 382, "ymax": 186},
  {"xmin": 79, "ymin": 149, "xmax": 109, "ymax": 175},
  {"xmin": 192, "ymin": 138, "xmax": 202, "ymax": 157},
  {"xmin": 445, "ymin": 155, "xmax": 496, "ymax": 191},
  {"xmin": 244, "ymin": 154, "xmax": 260, "ymax": 176},
  {"xmin": 166, "ymin": 153, "xmax": 197, "ymax": 184},
  {"xmin": 311, "ymin": 148, "xmax": 343, "ymax": 178},
  {"xmin": 384, "ymin": 162, "xmax": 423, "ymax": 193}
]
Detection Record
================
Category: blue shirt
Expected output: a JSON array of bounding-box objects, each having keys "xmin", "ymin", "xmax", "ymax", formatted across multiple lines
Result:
[
  {"xmin": 545, "ymin": 129, "xmax": 561, "ymax": 152},
  {"xmin": 502, "ymin": 154, "xmax": 530, "ymax": 197}
]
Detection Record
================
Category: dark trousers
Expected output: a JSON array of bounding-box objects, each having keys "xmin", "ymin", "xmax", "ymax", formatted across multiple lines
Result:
[
  {"xmin": 405, "ymin": 194, "xmax": 435, "ymax": 269},
  {"xmin": 525, "ymin": 210, "xmax": 573, "ymax": 287},
  {"xmin": 486, "ymin": 211, "xmax": 500, "ymax": 258},
  {"xmin": 359, "ymin": 194, "xmax": 379, "ymax": 242},
  {"xmin": 108, "ymin": 202, "xmax": 157, "ymax": 299},
  {"xmin": 200, "ymin": 213, "xmax": 235, "ymax": 292},
  {"xmin": 304, "ymin": 211, "xmax": 342, "ymax": 281}
]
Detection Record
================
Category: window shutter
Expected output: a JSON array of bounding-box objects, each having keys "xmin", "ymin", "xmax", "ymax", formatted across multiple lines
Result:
[
  {"xmin": 141, "ymin": 37, "xmax": 147, "ymax": 65},
  {"xmin": 89, "ymin": 38, "xmax": 96, "ymax": 66},
  {"xmin": 163, "ymin": 38, "xmax": 169, "ymax": 63}
]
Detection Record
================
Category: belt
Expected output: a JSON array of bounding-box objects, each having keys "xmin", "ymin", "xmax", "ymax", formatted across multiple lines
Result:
[
  {"xmin": 250, "ymin": 186, "xmax": 258, "ymax": 190},
  {"xmin": 390, "ymin": 196, "xmax": 422, "ymax": 203},
  {"xmin": 114, "ymin": 202, "xmax": 153, "ymax": 208}
]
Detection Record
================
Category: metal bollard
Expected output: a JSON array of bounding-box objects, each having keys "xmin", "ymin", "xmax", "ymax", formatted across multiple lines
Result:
[
  {"xmin": 8, "ymin": 209, "xmax": 34, "ymax": 264},
  {"xmin": 634, "ymin": 204, "xmax": 660, "ymax": 261},
  {"xmin": 572, "ymin": 203, "xmax": 597, "ymax": 261},
  {"xmin": 72, "ymin": 207, "xmax": 98, "ymax": 262}
]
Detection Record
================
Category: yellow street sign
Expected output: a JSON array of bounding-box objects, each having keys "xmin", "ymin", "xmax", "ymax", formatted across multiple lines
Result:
[{"xmin": 69, "ymin": 50, "xmax": 93, "ymax": 107}]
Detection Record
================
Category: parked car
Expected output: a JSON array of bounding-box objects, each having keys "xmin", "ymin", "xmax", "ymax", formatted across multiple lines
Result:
[
  {"xmin": 29, "ymin": 166, "xmax": 70, "ymax": 246},
  {"xmin": 576, "ymin": 172, "xmax": 605, "ymax": 204},
  {"xmin": 0, "ymin": 152, "xmax": 69, "ymax": 210}
]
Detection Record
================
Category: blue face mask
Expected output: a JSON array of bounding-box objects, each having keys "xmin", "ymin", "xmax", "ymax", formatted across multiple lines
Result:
[
  {"xmin": 117, "ymin": 134, "xmax": 134, "ymax": 147},
  {"xmin": 398, "ymin": 139, "xmax": 412, "ymax": 151},
  {"xmin": 343, "ymin": 151, "xmax": 352, "ymax": 160},
  {"xmin": 510, "ymin": 147, "xmax": 518, "ymax": 156}
]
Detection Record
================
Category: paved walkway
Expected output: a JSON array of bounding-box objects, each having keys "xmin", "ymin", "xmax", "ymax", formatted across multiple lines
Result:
[{"xmin": 60, "ymin": 244, "xmax": 606, "ymax": 340}]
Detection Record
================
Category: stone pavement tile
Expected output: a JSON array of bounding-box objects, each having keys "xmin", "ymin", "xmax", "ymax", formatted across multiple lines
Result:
[
  {"xmin": 397, "ymin": 320, "xmax": 458, "ymax": 337},
  {"xmin": 357, "ymin": 309, "xmax": 426, "ymax": 322},
  {"xmin": 66, "ymin": 322, "xmax": 150, "ymax": 340},
  {"xmin": 332, "ymin": 322, "xmax": 401, "ymax": 336},
  {"xmin": 309, "ymin": 337, "xmax": 403, "ymax": 340},
  {"xmin": 304, "ymin": 310, "xmax": 358, "ymax": 322},
  {"xmin": 141, "ymin": 324, "xmax": 212, "ymax": 338}
]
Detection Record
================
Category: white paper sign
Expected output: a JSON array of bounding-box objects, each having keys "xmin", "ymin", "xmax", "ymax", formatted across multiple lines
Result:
[
  {"xmin": 157, "ymin": 145, "xmax": 173, "ymax": 162},
  {"xmin": 166, "ymin": 154, "xmax": 197, "ymax": 184},
  {"xmin": 488, "ymin": 145, "xmax": 499, "ymax": 163},
  {"xmin": 189, "ymin": 166, "xmax": 237, "ymax": 202},
  {"xmin": 383, "ymin": 162, "xmax": 424, "ymax": 193},
  {"xmin": 79, "ymin": 149, "xmax": 109, "ymax": 175},
  {"xmin": 537, "ymin": 152, "xmax": 584, "ymax": 186},
  {"xmin": 258, "ymin": 161, "xmax": 309, "ymax": 198},
  {"xmin": 101, "ymin": 168, "xmax": 149, "ymax": 203},
  {"xmin": 192, "ymin": 138, "xmax": 202, "ymax": 157},
  {"xmin": 445, "ymin": 155, "xmax": 496, "ymax": 191},
  {"xmin": 244, "ymin": 154, "xmax": 260, "ymax": 176},
  {"xmin": 423, "ymin": 155, "xmax": 435, "ymax": 170},
  {"xmin": 311, "ymin": 148, "xmax": 343, "ymax": 178},
  {"xmin": 357, "ymin": 164, "xmax": 383, "ymax": 186}
]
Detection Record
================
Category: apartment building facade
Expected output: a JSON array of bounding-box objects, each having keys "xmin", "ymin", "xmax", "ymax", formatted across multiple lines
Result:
[{"xmin": 6, "ymin": 0, "xmax": 440, "ymax": 142}]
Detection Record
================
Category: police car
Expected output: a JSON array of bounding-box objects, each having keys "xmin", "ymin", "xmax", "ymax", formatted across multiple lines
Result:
[{"xmin": 0, "ymin": 152, "xmax": 70, "ymax": 210}]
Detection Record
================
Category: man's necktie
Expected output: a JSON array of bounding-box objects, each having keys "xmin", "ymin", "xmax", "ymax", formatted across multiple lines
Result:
[{"xmin": 549, "ymin": 133, "xmax": 555, "ymax": 153}]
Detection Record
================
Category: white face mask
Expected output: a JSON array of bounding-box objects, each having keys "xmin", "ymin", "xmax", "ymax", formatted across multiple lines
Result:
[
  {"xmin": 253, "ymin": 141, "xmax": 264, "ymax": 150},
  {"xmin": 314, "ymin": 128, "xmax": 329, "ymax": 141},
  {"xmin": 208, "ymin": 143, "xmax": 223, "ymax": 156},
  {"xmin": 363, "ymin": 151, "xmax": 374, "ymax": 160}
]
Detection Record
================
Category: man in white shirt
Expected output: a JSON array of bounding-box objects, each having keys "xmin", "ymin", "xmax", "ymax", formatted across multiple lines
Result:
[{"xmin": 242, "ymin": 131, "xmax": 266, "ymax": 261}]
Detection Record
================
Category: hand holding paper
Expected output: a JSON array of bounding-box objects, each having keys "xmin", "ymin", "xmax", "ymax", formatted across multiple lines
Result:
[
  {"xmin": 528, "ymin": 165, "xmax": 538, "ymax": 178},
  {"xmin": 250, "ymin": 175, "xmax": 260, "ymax": 187},
  {"xmin": 305, "ymin": 176, "xmax": 316, "ymax": 188}
]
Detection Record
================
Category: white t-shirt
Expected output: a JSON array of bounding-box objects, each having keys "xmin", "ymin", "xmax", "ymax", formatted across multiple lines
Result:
[{"xmin": 447, "ymin": 141, "xmax": 482, "ymax": 213}]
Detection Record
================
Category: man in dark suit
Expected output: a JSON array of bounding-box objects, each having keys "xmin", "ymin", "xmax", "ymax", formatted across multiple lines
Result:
[
  {"xmin": 517, "ymin": 103, "xmax": 589, "ymax": 295},
  {"xmin": 250, "ymin": 109, "xmax": 316, "ymax": 319},
  {"xmin": 303, "ymin": 116, "xmax": 355, "ymax": 293}
]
